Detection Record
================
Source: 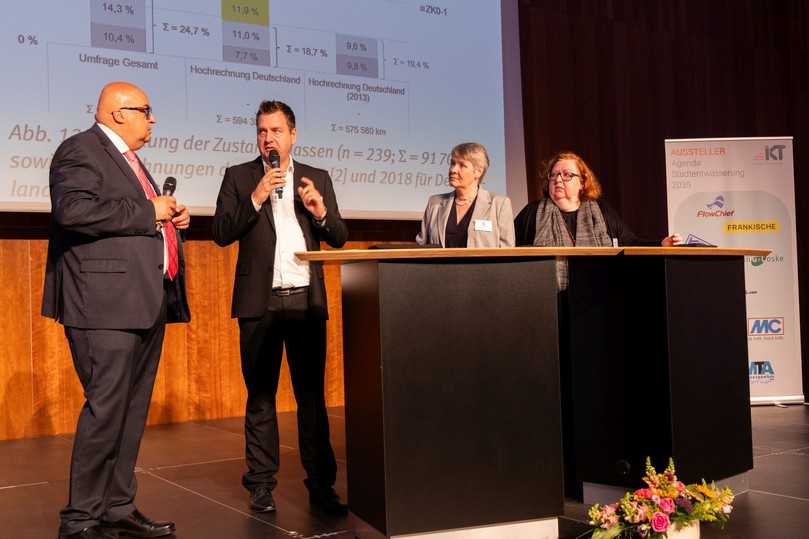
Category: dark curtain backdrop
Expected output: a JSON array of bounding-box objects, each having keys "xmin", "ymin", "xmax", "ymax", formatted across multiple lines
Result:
[
  {"xmin": 1, "ymin": 0, "xmax": 807, "ymax": 396},
  {"xmin": 518, "ymin": 0, "xmax": 809, "ymax": 396}
]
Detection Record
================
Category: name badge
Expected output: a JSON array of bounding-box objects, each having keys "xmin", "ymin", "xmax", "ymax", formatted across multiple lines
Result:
[{"xmin": 474, "ymin": 219, "xmax": 493, "ymax": 232}]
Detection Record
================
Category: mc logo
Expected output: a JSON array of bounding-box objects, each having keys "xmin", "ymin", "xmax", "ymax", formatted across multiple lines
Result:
[{"xmin": 748, "ymin": 318, "xmax": 784, "ymax": 335}]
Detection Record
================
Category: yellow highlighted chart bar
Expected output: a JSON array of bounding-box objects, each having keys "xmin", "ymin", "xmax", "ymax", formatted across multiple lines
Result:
[{"xmin": 222, "ymin": 1, "xmax": 270, "ymax": 26}]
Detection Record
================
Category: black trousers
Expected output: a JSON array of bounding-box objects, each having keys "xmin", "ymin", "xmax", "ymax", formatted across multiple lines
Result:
[
  {"xmin": 238, "ymin": 290, "xmax": 337, "ymax": 492},
  {"xmin": 59, "ymin": 311, "xmax": 166, "ymax": 534}
]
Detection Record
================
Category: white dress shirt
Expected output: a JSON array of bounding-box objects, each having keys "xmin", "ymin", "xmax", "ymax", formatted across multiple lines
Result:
[
  {"xmin": 257, "ymin": 160, "xmax": 310, "ymax": 289},
  {"xmin": 97, "ymin": 123, "xmax": 169, "ymax": 275}
]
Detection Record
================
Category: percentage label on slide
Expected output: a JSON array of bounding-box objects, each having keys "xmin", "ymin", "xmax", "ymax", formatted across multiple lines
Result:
[
  {"xmin": 104, "ymin": 31, "xmax": 136, "ymax": 44},
  {"xmin": 232, "ymin": 30, "xmax": 261, "ymax": 41},
  {"xmin": 231, "ymin": 5, "xmax": 261, "ymax": 18},
  {"xmin": 161, "ymin": 23, "xmax": 212, "ymax": 38},
  {"xmin": 16, "ymin": 34, "xmax": 39, "ymax": 45},
  {"xmin": 101, "ymin": 3, "xmax": 135, "ymax": 15}
]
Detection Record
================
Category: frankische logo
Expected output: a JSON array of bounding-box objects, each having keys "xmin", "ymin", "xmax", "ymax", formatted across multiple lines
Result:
[
  {"xmin": 749, "ymin": 360, "xmax": 776, "ymax": 384},
  {"xmin": 753, "ymin": 145, "xmax": 786, "ymax": 161},
  {"xmin": 697, "ymin": 195, "xmax": 734, "ymax": 217},
  {"xmin": 725, "ymin": 221, "xmax": 779, "ymax": 233},
  {"xmin": 748, "ymin": 317, "xmax": 784, "ymax": 338}
]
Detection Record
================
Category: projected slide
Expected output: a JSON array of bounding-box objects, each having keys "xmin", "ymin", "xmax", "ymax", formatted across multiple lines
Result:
[{"xmin": 0, "ymin": 0, "xmax": 508, "ymax": 217}]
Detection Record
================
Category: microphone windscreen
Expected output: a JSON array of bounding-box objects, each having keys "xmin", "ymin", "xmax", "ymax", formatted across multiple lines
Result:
[
  {"xmin": 268, "ymin": 149, "xmax": 280, "ymax": 168},
  {"xmin": 162, "ymin": 176, "xmax": 177, "ymax": 196}
]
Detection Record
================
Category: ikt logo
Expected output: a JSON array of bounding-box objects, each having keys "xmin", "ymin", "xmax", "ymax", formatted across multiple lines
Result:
[{"xmin": 766, "ymin": 145, "xmax": 785, "ymax": 161}]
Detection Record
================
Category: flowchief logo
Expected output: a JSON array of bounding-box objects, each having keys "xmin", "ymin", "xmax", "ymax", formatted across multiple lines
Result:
[
  {"xmin": 749, "ymin": 361, "xmax": 776, "ymax": 384},
  {"xmin": 706, "ymin": 195, "xmax": 725, "ymax": 209},
  {"xmin": 753, "ymin": 145, "xmax": 786, "ymax": 161},
  {"xmin": 748, "ymin": 317, "xmax": 784, "ymax": 338},
  {"xmin": 697, "ymin": 195, "xmax": 733, "ymax": 217}
]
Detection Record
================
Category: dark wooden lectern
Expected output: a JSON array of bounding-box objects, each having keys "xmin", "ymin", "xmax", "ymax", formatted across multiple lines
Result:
[
  {"xmin": 565, "ymin": 247, "xmax": 766, "ymax": 502},
  {"xmin": 296, "ymin": 248, "xmax": 614, "ymax": 538},
  {"xmin": 298, "ymin": 246, "xmax": 767, "ymax": 534}
]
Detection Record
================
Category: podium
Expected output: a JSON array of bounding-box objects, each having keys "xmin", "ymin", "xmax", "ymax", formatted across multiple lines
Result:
[
  {"xmin": 564, "ymin": 247, "xmax": 767, "ymax": 502},
  {"xmin": 295, "ymin": 248, "xmax": 607, "ymax": 538},
  {"xmin": 297, "ymin": 246, "xmax": 768, "ymax": 535}
]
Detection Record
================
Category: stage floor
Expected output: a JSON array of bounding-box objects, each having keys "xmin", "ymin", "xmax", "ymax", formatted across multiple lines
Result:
[{"xmin": 1, "ymin": 406, "xmax": 807, "ymax": 538}]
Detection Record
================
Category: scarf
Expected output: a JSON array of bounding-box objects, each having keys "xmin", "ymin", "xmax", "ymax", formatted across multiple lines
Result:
[{"xmin": 533, "ymin": 199, "xmax": 611, "ymax": 289}]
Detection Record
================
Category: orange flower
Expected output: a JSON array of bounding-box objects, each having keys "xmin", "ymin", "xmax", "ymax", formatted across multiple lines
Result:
[{"xmin": 696, "ymin": 484, "xmax": 718, "ymax": 499}]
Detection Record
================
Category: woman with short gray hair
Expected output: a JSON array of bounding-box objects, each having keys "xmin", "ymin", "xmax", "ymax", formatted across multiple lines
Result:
[{"xmin": 416, "ymin": 142, "xmax": 515, "ymax": 247}]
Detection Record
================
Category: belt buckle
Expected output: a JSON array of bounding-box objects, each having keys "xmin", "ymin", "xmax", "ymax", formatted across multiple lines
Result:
[{"xmin": 275, "ymin": 288, "xmax": 292, "ymax": 296}]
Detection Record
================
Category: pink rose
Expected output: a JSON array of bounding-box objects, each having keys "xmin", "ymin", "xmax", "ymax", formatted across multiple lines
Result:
[
  {"xmin": 650, "ymin": 512, "xmax": 670, "ymax": 533},
  {"xmin": 659, "ymin": 498, "xmax": 676, "ymax": 514},
  {"xmin": 634, "ymin": 488, "xmax": 653, "ymax": 499}
]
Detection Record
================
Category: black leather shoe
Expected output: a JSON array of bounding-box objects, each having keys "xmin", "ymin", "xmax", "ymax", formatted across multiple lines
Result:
[
  {"xmin": 59, "ymin": 526, "xmax": 116, "ymax": 539},
  {"xmin": 249, "ymin": 486, "xmax": 276, "ymax": 512},
  {"xmin": 308, "ymin": 486, "xmax": 348, "ymax": 517},
  {"xmin": 100, "ymin": 509, "xmax": 175, "ymax": 537}
]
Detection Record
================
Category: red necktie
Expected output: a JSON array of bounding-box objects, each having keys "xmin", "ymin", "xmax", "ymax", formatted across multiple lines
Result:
[{"xmin": 124, "ymin": 150, "xmax": 179, "ymax": 280}]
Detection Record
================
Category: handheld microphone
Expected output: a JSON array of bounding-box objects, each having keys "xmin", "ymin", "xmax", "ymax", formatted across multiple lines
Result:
[
  {"xmin": 268, "ymin": 149, "xmax": 282, "ymax": 199},
  {"xmin": 162, "ymin": 176, "xmax": 177, "ymax": 196}
]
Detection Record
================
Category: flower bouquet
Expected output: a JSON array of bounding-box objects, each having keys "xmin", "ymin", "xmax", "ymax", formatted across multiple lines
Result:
[{"xmin": 587, "ymin": 458, "xmax": 734, "ymax": 538}]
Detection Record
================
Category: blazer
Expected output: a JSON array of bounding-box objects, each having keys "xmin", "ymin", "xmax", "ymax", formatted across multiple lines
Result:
[
  {"xmin": 415, "ymin": 187, "xmax": 515, "ymax": 247},
  {"xmin": 212, "ymin": 157, "xmax": 348, "ymax": 319},
  {"xmin": 41, "ymin": 124, "xmax": 190, "ymax": 329}
]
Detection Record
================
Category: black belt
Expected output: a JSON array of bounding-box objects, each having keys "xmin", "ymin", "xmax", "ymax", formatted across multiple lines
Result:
[{"xmin": 271, "ymin": 286, "xmax": 308, "ymax": 296}]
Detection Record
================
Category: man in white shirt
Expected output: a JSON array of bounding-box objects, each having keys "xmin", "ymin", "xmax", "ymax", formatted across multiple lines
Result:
[{"xmin": 213, "ymin": 100, "xmax": 348, "ymax": 516}]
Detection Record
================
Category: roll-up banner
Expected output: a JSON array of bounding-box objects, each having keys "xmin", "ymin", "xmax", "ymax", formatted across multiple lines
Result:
[{"xmin": 665, "ymin": 137, "xmax": 803, "ymax": 405}]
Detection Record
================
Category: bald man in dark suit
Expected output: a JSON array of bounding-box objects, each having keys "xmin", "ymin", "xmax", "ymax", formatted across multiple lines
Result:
[{"xmin": 43, "ymin": 81, "xmax": 190, "ymax": 539}]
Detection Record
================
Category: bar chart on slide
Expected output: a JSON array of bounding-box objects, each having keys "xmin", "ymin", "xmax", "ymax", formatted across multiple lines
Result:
[
  {"xmin": 86, "ymin": 1, "xmax": 389, "ymax": 78},
  {"xmin": 221, "ymin": 1, "xmax": 271, "ymax": 66},
  {"xmin": 90, "ymin": 0, "xmax": 148, "ymax": 52},
  {"xmin": 0, "ymin": 0, "xmax": 507, "ymax": 216}
]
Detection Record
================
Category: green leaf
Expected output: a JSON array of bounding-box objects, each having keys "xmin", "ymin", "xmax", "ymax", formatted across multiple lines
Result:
[{"xmin": 591, "ymin": 526, "xmax": 626, "ymax": 539}]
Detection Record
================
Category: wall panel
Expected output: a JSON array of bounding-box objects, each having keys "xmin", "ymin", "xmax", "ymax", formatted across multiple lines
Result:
[{"xmin": 0, "ymin": 239, "xmax": 388, "ymax": 441}]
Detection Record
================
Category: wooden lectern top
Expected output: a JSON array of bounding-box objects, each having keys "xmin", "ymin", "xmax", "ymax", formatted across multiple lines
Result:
[
  {"xmin": 622, "ymin": 246, "xmax": 770, "ymax": 256},
  {"xmin": 295, "ymin": 246, "xmax": 770, "ymax": 263}
]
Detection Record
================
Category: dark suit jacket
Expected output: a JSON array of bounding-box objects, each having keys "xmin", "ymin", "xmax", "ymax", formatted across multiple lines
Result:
[
  {"xmin": 212, "ymin": 157, "xmax": 348, "ymax": 319},
  {"xmin": 41, "ymin": 124, "xmax": 190, "ymax": 329}
]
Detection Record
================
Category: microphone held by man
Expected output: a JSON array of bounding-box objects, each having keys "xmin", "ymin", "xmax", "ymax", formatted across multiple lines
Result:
[
  {"xmin": 162, "ymin": 176, "xmax": 177, "ymax": 196},
  {"xmin": 269, "ymin": 149, "xmax": 282, "ymax": 198},
  {"xmin": 151, "ymin": 176, "xmax": 190, "ymax": 229},
  {"xmin": 250, "ymin": 147, "xmax": 287, "ymax": 207}
]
